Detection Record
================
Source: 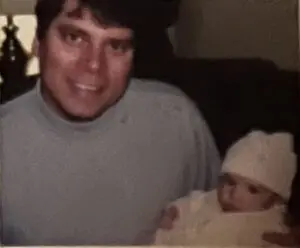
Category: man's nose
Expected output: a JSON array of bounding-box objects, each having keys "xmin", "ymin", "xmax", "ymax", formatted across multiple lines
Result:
[{"xmin": 84, "ymin": 46, "xmax": 106, "ymax": 73}]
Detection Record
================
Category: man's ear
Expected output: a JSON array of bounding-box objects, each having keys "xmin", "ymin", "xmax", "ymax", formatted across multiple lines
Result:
[{"xmin": 32, "ymin": 37, "xmax": 40, "ymax": 57}]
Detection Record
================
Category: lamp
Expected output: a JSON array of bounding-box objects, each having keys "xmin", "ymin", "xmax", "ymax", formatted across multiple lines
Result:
[{"xmin": 0, "ymin": 0, "xmax": 35, "ymax": 103}]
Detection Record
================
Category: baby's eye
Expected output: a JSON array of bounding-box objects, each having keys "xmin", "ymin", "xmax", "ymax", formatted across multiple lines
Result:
[
  {"xmin": 224, "ymin": 177, "xmax": 236, "ymax": 186},
  {"xmin": 248, "ymin": 186, "xmax": 259, "ymax": 194}
]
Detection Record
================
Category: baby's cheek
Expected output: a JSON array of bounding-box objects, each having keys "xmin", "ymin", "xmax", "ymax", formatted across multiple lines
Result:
[
  {"xmin": 242, "ymin": 196, "xmax": 264, "ymax": 211},
  {"xmin": 218, "ymin": 186, "xmax": 229, "ymax": 200}
]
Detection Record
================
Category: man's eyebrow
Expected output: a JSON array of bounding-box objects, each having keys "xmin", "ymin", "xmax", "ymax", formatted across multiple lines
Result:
[
  {"xmin": 63, "ymin": 6, "xmax": 122, "ymax": 29},
  {"xmin": 106, "ymin": 35, "xmax": 133, "ymax": 45},
  {"xmin": 65, "ymin": 6, "xmax": 84, "ymax": 19},
  {"xmin": 57, "ymin": 23, "xmax": 89, "ymax": 37}
]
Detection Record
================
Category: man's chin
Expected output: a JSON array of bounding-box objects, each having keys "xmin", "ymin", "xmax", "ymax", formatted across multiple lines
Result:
[
  {"xmin": 67, "ymin": 114, "xmax": 99, "ymax": 122},
  {"xmin": 61, "ymin": 107, "xmax": 103, "ymax": 122}
]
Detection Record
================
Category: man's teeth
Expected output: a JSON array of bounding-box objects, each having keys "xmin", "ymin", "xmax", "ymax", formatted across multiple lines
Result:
[{"xmin": 75, "ymin": 84, "xmax": 97, "ymax": 91}]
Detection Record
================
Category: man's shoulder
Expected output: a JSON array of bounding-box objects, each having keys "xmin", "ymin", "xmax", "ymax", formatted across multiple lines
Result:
[
  {"xmin": 129, "ymin": 78, "xmax": 189, "ymax": 99},
  {"xmin": 127, "ymin": 78, "xmax": 197, "ymax": 111},
  {"xmin": 1, "ymin": 90, "xmax": 35, "ymax": 122}
]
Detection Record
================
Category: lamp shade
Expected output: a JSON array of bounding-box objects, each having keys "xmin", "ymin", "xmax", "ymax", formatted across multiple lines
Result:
[{"xmin": 0, "ymin": 0, "xmax": 36, "ymax": 15}]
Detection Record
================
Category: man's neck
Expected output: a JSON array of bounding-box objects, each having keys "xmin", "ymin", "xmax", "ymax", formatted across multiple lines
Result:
[{"xmin": 34, "ymin": 81, "xmax": 122, "ymax": 135}]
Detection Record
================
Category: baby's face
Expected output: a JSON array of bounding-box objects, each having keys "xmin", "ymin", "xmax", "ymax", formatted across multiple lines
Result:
[{"xmin": 217, "ymin": 173, "xmax": 278, "ymax": 212}]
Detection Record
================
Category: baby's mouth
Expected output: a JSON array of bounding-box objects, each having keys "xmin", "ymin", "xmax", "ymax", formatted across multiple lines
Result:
[{"xmin": 221, "ymin": 204, "xmax": 239, "ymax": 212}]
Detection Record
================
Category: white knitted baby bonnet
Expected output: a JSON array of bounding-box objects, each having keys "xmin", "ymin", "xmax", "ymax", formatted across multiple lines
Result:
[{"xmin": 222, "ymin": 130, "xmax": 296, "ymax": 200}]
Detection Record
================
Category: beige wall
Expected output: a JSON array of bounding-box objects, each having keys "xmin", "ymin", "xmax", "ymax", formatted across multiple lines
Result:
[
  {"xmin": 1, "ymin": 0, "xmax": 35, "ymax": 14},
  {"xmin": 175, "ymin": 0, "xmax": 299, "ymax": 70}
]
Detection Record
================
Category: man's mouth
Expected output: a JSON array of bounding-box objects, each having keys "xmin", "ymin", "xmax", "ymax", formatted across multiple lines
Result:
[{"xmin": 75, "ymin": 83, "xmax": 98, "ymax": 92}]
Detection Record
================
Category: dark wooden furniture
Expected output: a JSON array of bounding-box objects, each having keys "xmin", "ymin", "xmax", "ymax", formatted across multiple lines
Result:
[{"xmin": 0, "ymin": 15, "xmax": 30, "ymax": 104}]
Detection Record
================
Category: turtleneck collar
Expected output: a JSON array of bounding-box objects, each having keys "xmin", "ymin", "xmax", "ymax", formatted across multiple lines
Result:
[{"xmin": 32, "ymin": 80, "xmax": 126, "ymax": 137}]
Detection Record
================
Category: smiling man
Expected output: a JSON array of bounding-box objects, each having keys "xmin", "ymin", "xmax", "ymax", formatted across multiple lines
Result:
[{"xmin": 0, "ymin": 0, "xmax": 220, "ymax": 245}]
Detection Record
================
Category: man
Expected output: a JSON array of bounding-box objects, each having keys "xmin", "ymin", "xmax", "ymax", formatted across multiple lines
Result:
[{"xmin": 0, "ymin": 0, "xmax": 220, "ymax": 245}]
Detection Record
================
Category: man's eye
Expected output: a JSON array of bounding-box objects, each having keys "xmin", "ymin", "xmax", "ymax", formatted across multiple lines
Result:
[
  {"xmin": 64, "ymin": 32, "xmax": 83, "ymax": 45},
  {"xmin": 109, "ymin": 39, "xmax": 131, "ymax": 53}
]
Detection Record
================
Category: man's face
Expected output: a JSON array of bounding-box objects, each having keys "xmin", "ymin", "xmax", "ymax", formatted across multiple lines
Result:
[
  {"xmin": 34, "ymin": 0, "xmax": 134, "ymax": 120},
  {"xmin": 217, "ymin": 173, "xmax": 277, "ymax": 212}
]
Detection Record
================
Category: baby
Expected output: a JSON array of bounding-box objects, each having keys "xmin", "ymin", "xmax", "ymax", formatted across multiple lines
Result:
[{"xmin": 155, "ymin": 130, "xmax": 297, "ymax": 246}]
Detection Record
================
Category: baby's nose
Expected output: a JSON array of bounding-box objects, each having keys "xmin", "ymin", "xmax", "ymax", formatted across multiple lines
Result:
[{"xmin": 229, "ymin": 188, "xmax": 243, "ymax": 204}]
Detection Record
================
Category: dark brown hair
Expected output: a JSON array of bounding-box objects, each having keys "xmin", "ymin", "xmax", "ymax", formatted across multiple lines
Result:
[{"xmin": 35, "ymin": 0, "xmax": 143, "ymax": 40}]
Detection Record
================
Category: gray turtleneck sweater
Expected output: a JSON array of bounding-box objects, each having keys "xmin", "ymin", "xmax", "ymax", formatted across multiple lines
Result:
[{"xmin": 0, "ymin": 78, "xmax": 220, "ymax": 245}]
